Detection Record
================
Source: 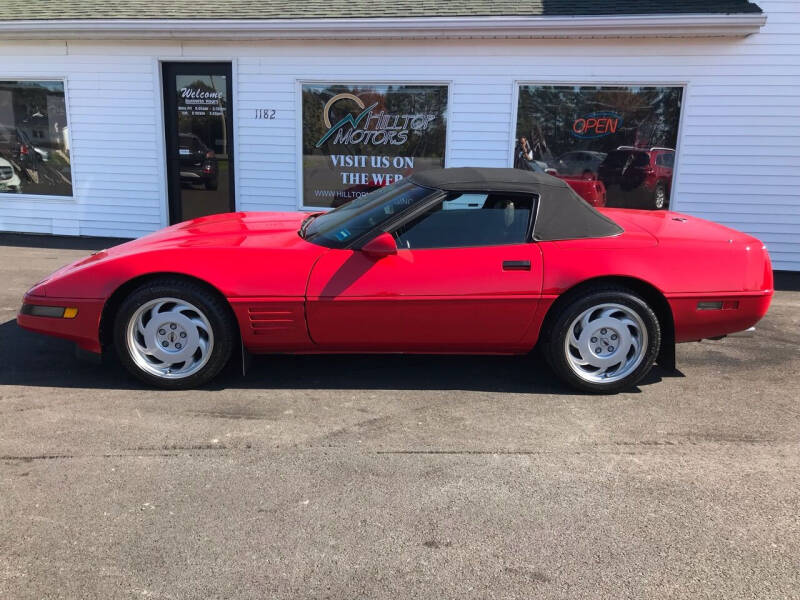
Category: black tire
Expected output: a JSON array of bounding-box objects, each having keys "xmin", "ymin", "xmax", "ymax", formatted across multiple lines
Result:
[
  {"xmin": 653, "ymin": 181, "xmax": 667, "ymax": 210},
  {"xmin": 204, "ymin": 179, "xmax": 218, "ymax": 191},
  {"xmin": 113, "ymin": 278, "xmax": 236, "ymax": 389},
  {"xmin": 541, "ymin": 286, "xmax": 661, "ymax": 394}
]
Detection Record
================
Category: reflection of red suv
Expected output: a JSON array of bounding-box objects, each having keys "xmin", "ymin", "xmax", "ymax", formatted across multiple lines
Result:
[
  {"xmin": 598, "ymin": 147, "xmax": 674, "ymax": 210},
  {"xmin": 516, "ymin": 159, "xmax": 606, "ymax": 207},
  {"xmin": 550, "ymin": 173, "xmax": 606, "ymax": 207}
]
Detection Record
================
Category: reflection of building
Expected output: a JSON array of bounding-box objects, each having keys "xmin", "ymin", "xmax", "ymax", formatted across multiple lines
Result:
[
  {"xmin": 0, "ymin": 90, "xmax": 15, "ymax": 134},
  {"xmin": 0, "ymin": 1, "xmax": 797, "ymax": 271}
]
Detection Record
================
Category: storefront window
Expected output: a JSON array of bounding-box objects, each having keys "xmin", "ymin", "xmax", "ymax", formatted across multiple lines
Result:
[
  {"xmin": 301, "ymin": 83, "xmax": 448, "ymax": 208},
  {"xmin": 515, "ymin": 85, "xmax": 682, "ymax": 210},
  {"xmin": 0, "ymin": 80, "xmax": 72, "ymax": 196}
]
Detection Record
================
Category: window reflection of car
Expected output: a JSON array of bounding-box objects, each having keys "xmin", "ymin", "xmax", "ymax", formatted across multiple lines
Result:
[
  {"xmin": 0, "ymin": 156, "xmax": 22, "ymax": 193},
  {"xmin": 18, "ymin": 122, "xmax": 52, "ymax": 162},
  {"xmin": 598, "ymin": 147, "xmax": 674, "ymax": 210},
  {"xmin": 33, "ymin": 146, "xmax": 49, "ymax": 162},
  {"xmin": 516, "ymin": 159, "xmax": 606, "ymax": 207},
  {"xmin": 553, "ymin": 151, "xmax": 607, "ymax": 178},
  {"xmin": 178, "ymin": 133, "xmax": 218, "ymax": 191},
  {"xmin": 0, "ymin": 125, "xmax": 42, "ymax": 174}
]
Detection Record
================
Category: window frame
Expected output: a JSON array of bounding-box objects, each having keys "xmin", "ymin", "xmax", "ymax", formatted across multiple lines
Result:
[{"xmin": 0, "ymin": 77, "xmax": 75, "ymax": 201}]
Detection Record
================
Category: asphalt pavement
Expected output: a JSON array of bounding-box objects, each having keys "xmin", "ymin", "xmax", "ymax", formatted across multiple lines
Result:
[{"xmin": 1, "ymin": 234, "xmax": 798, "ymax": 599}]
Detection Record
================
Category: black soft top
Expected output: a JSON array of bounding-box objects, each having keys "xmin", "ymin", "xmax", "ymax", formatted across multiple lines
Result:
[{"xmin": 408, "ymin": 167, "xmax": 623, "ymax": 241}]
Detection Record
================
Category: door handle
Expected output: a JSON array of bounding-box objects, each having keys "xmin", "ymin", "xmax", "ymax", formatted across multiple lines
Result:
[{"xmin": 502, "ymin": 260, "xmax": 531, "ymax": 271}]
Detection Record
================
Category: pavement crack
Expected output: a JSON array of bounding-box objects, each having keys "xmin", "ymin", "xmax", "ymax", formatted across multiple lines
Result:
[
  {"xmin": 0, "ymin": 444, "xmax": 247, "ymax": 462},
  {"xmin": 129, "ymin": 444, "xmax": 236, "ymax": 451},
  {"xmin": 376, "ymin": 450, "xmax": 547, "ymax": 455},
  {"xmin": 0, "ymin": 454, "xmax": 74, "ymax": 462}
]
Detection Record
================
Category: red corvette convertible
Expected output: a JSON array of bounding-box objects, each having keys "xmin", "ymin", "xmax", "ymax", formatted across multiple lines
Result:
[{"xmin": 17, "ymin": 168, "xmax": 773, "ymax": 393}]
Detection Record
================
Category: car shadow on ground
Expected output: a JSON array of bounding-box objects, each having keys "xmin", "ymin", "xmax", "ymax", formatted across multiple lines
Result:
[{"xmin": 0, "ymin": 320, "xmax": 673, "ymax": 394}]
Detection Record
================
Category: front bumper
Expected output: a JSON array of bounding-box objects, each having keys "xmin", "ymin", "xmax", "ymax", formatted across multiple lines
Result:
[
  {"xmin": 17, "ymin": 294, "xmax": 105, "ymax": 353},
  {"xmin": 179, "ymin": 168, "xmax": 216, "ymax": 182}
]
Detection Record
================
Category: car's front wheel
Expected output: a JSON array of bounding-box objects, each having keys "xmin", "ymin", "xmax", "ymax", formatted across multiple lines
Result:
[
  {"xmin": 543, "ymin": 287, "xmax": 661, "ymax": 393},
  {"xmin": 113, "ymin": 279, "xmax": 236, "ymax": 389}
]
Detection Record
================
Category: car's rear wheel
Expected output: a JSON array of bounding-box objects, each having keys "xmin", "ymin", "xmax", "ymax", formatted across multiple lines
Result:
[
  {"xmin": 543, "ymin": 287, "xmax": 661, "ymax": 393},
  {"xmin": 653, "ymin": 182, "xmax": 667, "ymax": 210},
  {"xmin": 113, "ymin": 279, "xmax": 236, "ymax": 389}
]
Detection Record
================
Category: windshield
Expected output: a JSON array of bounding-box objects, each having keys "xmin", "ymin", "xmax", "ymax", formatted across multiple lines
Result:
[{"xmin": 302, "ymin": 181, "xmax": 437, "ymax": 248}]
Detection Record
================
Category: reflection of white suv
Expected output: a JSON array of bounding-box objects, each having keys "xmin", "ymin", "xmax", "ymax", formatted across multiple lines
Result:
[{"xmin": 0, "ymin": 157, "xmax": 22, "ymax": 193}]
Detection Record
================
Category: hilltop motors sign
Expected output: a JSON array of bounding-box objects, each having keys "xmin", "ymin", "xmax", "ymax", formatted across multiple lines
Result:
[
  {"xmin": 315, "ymin": 92, "xmax": 438, "ymax": 147},
  {"xmin": 301, "ymin": 83, "xmax": 448, "ymax": 208}
]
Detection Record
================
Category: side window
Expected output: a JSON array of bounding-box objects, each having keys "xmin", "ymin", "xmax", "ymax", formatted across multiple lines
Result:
[
  {"xmin": 393, "ymin": 193, "xmax": 534, "ymax": 249},
  {"xmin": 658, "ymin": 153, "xmax": 675, "ymax": 168}
]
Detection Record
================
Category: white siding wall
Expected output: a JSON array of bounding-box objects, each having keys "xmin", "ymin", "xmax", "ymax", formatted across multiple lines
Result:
[
  {"xmin": 0, "ymin": 0, "xmax": 797, "ymax": 269},
  {"xmin": 0, "ymin": 41, "xmax": 173, "ymax": 237}
]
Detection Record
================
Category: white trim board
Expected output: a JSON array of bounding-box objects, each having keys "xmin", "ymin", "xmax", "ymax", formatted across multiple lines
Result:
[{"xmin": 0, "ymin": 14, "xmax": 767, "ymax": 41}]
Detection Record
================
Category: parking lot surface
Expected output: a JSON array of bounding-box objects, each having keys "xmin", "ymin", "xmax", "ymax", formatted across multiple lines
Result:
[{"xmin": 1, "ymin": 235, "xmax": 799, "ymax": 599}]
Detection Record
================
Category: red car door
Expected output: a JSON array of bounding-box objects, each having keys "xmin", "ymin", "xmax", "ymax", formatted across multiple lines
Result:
[{"xmin": 305, "ymin": 192, "xmax": 544, "ymax": 352}]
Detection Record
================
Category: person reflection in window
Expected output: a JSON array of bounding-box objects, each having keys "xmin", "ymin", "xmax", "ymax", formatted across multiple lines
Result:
[{"xmin": 514, "ymin": 137, "xmax": 533, "ymax": 169}]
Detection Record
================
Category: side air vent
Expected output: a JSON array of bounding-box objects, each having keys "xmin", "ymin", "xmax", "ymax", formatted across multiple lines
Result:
[{"xmin": 248, "ymin": 307, "xmax": 296, "ymax": 336}]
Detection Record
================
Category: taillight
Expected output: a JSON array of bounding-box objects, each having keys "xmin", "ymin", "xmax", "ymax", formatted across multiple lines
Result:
[{"xmin": 19, "ymin": 144, "xmax": 28, "ymax": 156}]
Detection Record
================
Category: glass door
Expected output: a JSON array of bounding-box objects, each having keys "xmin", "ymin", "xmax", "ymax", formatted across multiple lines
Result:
[{"xmin": 162, "ymin": 62, "xmax": 234, "ymax": 223}]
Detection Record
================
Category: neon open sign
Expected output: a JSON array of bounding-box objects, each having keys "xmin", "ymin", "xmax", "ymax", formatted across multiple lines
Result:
[{"xmin": 572, "ymin": 112, "xmax": 623, "ymax": 139}]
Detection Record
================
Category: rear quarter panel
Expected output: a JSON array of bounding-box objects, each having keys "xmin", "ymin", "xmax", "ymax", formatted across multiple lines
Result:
[{"xmin": 540, "ymin": 212, "xmax": 773, "ymax": 343}]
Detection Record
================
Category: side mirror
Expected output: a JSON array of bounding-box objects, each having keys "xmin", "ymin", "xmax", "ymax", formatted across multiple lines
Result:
[{"xmin": 361, "ymin": 232, "xmax": 397, "ymax": 258}]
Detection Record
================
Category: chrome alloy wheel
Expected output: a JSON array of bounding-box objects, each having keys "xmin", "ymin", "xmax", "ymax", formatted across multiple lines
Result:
[
  {"xmin": 654, "ymin": 185, "xmax": 666, "ymax": 209},
  {"xmin": 125, "ymin": 297, "xmax": 214, "ymax": 380},
  {"xmin": 564, "ymin": 303, "xmax": 648, "ymax": 384}
]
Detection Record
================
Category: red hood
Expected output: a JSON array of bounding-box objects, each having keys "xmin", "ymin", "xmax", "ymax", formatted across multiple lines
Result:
[
  {"xmin": 29, "ymin": 212, "xmax": 320, "ymax": 299},
  {"xmin": 108, "ymin": 211, "xmax": 309, "ymax": 255}
]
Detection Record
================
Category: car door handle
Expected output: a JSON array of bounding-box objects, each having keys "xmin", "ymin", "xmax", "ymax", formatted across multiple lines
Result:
[{"xmin": 502, "ymin": 260, "xmax": 531, "ymax": 271}]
